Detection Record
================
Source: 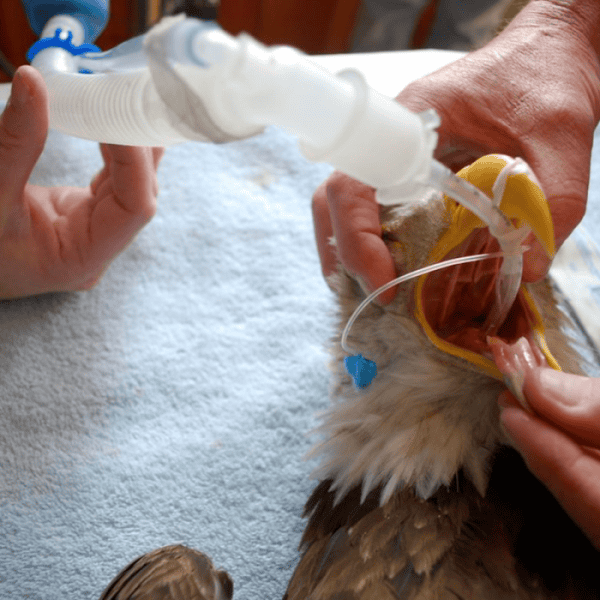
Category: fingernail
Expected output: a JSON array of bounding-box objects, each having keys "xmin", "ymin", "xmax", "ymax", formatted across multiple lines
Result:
[{"xmin": 9, "ymin": 70, "xmax": 32, "ymax": 108}]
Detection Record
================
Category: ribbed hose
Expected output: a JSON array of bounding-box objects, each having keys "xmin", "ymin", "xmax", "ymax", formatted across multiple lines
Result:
[{"xmin": 43, "ymin": 69, "xmax": 189, "ymax": 146}]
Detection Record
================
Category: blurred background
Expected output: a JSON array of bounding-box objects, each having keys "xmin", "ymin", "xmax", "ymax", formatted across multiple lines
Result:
[{"xmin": 0, "ymin": 0, "xmax": 528, "ymax": 83}]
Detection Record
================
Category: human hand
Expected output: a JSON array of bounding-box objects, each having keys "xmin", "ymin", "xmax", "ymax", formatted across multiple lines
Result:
[
  {"xmin": 499, "ymin": 368, "xmax": 600, "ymax": 550},
  {"xmin": 313, "ymin": 0, "xmax": 600, "ymax": 303},
  {"xmin": 0, "ymin": 65, "xmax": 164, "ymax": 299}
]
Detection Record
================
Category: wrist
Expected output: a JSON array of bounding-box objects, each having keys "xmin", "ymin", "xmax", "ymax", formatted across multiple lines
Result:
[{"xmin": 527, "ymin": 0, "xmax": 600, "ymax": 56}]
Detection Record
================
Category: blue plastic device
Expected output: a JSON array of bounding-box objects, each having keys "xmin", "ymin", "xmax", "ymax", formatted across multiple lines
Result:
[
  {"xmin": 344, "ymin": 354, "xmax": 377, "ymax": 389},
  {"xmin": 26, "ymin": 28, "xmax": 101, "ymax": 69},
  {"xmin": 21, "ymin": 0, "xmax": 110, "ymax": 44}
]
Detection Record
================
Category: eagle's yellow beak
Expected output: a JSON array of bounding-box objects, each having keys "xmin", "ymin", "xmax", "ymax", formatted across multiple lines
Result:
[{"xmin": 414, "ymin": 155, "xmax": 561, "ymax": 379}]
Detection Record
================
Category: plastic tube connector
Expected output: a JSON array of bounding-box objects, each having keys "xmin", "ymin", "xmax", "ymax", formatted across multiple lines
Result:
[
  {"xmin": 174, "ymin": 24, "xmax": 439, "ymax": 189},
  {"xmin": 25, "ymin": 13, "xmax": 443, "ymax": 169},
  {"xmin": 300, "ymin": 69, "xmax": 439, "ymax": 191},
  {"xmin": 27, "ymin": 28, "xmax": 100, "ymax": 74}
]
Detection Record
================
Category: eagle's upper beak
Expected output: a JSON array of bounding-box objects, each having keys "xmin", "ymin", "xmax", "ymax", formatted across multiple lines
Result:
[{"xmin": 414, "ymin": 154, "xmax": 561, "ymax": 379}]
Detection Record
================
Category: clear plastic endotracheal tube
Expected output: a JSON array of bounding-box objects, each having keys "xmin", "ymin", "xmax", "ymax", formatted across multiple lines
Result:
[{"xmin": 428, "ymin": 159, "xmax": 529, "ymax": 334}]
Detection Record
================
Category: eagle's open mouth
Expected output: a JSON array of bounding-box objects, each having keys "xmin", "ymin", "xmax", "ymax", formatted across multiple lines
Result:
[
  {"xmin": 420, "ymin": 230, "xmax": 534, "ymax": 358},
  {"xmin": 412, "ymin": 154, "xmax": 559, "ymax": 379}
]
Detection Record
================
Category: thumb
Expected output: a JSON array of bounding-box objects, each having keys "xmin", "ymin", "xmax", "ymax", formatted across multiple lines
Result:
[
  {"xmin": 0, "ymin": 66, "xmax": 49, "ymax": 223},
  {"xmin": 523, "ymin": 368, "xmax": 600, "ymax": 447}
]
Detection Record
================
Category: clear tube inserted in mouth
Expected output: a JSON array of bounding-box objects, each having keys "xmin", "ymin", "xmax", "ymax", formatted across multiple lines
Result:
[
  {"xmin": 340, "ymin": 250, "xmax": 521, "ymax": 356},
  {"xmin": 428, "ymin": 159, "xmax": 531, "ymax": 337}
]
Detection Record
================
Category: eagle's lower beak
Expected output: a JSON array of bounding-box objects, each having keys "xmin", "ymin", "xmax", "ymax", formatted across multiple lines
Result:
[{"xmin": 414, "ymin": 154, "xmax": 560, "ymax": 379}]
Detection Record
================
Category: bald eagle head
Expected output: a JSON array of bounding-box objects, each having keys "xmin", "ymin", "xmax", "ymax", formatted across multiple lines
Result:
[{"xmin": 308, "ymin": 155, "xmax": 582, "ymax": 504}]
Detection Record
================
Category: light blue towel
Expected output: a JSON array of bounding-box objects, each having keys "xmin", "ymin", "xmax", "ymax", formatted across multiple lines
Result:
[
  {"xmin": 1, "ymin": 125, "xmax": 335, "ymax": 599},
  {"xmin": 2, "ymin": 80, "xmax": 600, "ymax": 600}
]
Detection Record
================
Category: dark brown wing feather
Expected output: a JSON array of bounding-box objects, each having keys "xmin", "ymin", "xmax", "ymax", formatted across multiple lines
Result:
[
  {"xmin": 285, "ymin": 476, "xmax": 472, "ymax": 600},
  {"xmin": 98, "ymin": 545, "xmax": 233, "ymax": 600},
  {"xmin": 284, "ymin": 448, "xmax": 600, "ymax": 600}
]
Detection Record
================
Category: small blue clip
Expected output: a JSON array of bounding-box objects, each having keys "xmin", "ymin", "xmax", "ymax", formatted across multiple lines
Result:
[
  {"xmin": 27, "ymin": 28, "xmax": 101, "ymax": 63},
  {"xmin": 344, "ymin": 354, "xmax": 377, "ymax": 388}
]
